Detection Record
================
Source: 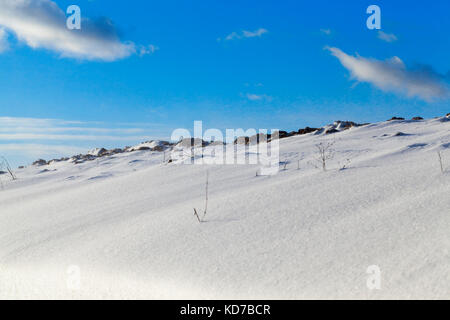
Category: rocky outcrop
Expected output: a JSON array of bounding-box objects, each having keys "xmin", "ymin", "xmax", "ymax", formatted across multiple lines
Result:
[
  {"xmin": 325, "ymin": 128, "xmax": 339, "ymax": 134},
  {"xmin": 315, "ymin": 121, "xmax": 364, "ymax": 135},
  {"xmin": 175, "ymin": 138, "xmax": 208, "ymax": 148},
  {"xmin": 30, "ymin": 119, "xmax": 372, "ymax": 167},
  {"xmin": 127, "ymin": 140, "xmax": 173, "ymax": 152},
  {"xmin": 298, "ymin": 127, "xmax": 318, "ymax": 135},
  {"xmin": 88, "ymin": 148, "xmax": 108, "ymax": 157},
  {"xmin": 32, "ymin": 159, "xmax": 47, "ymax": 166}
]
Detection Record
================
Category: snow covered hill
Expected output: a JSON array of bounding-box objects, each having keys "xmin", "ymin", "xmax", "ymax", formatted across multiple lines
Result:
[{"xmin": 0, "ymin": 117, "xmax": 449, "ymax": 299}]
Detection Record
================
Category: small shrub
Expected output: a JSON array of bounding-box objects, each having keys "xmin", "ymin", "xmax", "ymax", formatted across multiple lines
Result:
[{"xmin": 314, "ymin": 142, "xmax": 335, "ymax": 171}]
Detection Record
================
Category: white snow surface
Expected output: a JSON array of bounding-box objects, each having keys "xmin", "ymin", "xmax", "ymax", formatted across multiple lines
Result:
[{"xmin": 0, "ymin": 118, "xmax": 449, "ymax": 299}]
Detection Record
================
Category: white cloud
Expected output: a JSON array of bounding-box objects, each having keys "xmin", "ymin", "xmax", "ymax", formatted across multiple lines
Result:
[
  {"xmin": 245, "ymin": 93, "xmax": 272, "ymax": 101},
  {"xmin": 220, "ymin": 28, "xmax": 268, "ymax": 41},
  {"xmin": 327, "ymin": 47, "xmax": 450, "ymax": 101},
  {"xmin": 378, "ymin": 31, "xmax": 397, "ymax": 43},
  {"xmin": 0, "ymin": 0, "xmax": 155, "ymax": 61},
  {"xmin": 242, "ymin": 28, "xmax": 268, "ymax": 38},
  {"xmin": 139, "ymin": 44, "xmax": 159, "ymax": 57},
  {"xmin": 0, "ymin": 27, "xmax": 9, "ymax": 52},
  {"xmin": 320, "ymin": 28, "xmax": 332, "ymax": 35}
]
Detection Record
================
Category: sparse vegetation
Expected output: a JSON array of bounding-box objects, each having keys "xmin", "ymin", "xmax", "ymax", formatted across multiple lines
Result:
[
  {"xmin": 193, "ymin": 171, "xmax": 209, "ymax": 223},
  {"xmin": 0, "ymin": 156, "xmax": 17, "ymax": 181},
  {"xmin": 313, "ymin": 141, "xmax": 335, "ymax": 171},
  {"xmin": 339, "ymin": 158, "xmax": 351, "ymax": 171},
  {"xmin": 437, "ymin": 151, "xmax": 444, "ymax": 174},
  {"xmin": 0, "ymin": 156, "xmax": 17, "ymax": 190}
]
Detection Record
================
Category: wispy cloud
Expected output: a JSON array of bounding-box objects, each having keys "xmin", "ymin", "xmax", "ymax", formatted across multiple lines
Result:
[
  {"xmin": 244, "ymin": 83, "xmax": 264, "ymax": 88},
  {"xmin": 327, "ymin": 46, "xmax": 450, "ymax": 101},
  {"xmin": 242, "ymin": 28, "xmax": 268, "ymax": 38},
  {"xmin": 0, "ymin": 133, "xmax": 149, "ymax": 141},
  {"xmin": 0, "ymin": 0, "xmax": 156, "ymax": 61},
  {"xmin": 378, "ymin": 31, "xmax": 397, "ymax": 43},
  {"xmin": 0, "ymin": 143, "xmax": 86, "ymax": 158},
  {"xmin": 320, "ymin": 28, "xmax": 332, "ymax": 36},
  {"xmin": 0, "ymin": 117, "xmax": 154, "ymax": 141},
  {"xmin": 219, "ymin": 28, "xmax": 268, "ymax": 41},
  {"xmin": 245, "ymin": 93, "xmax": 272, "ymax": 101},
  {"xmin": 139, "ymin": 44, "xmax": 159, "ymax": 57},
  {"xmin": 0, "ymin": 117, "xmax": 165, "ymax": 166}
]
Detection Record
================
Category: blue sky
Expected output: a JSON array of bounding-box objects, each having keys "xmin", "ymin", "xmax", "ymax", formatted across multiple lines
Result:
[{"xmin": 0, "ymin": 0, "xmax": 449, "ymax": 166}]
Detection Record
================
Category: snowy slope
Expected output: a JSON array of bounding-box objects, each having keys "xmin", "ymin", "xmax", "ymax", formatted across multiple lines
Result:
[{"xmin": 0, "ymin": 117, "xmax": 449, "ymax": 299}]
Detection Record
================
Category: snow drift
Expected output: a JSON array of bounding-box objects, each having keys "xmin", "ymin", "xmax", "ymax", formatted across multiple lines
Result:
[{"xmin": 0, "ymin": 117, "xmax": 449, "ymax": 299}]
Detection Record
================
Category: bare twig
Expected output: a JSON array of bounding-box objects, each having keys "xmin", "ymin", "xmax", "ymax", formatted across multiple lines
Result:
[
  {"xmin": 193, "ymin": 208, "xmax": 202, "ymax": 223},
  {"xmin": 1, "ymin": 156, "xmax": 16, "ymax": 181},
  {"xmin": 202, "ymin": 171, "xmax": 209, "ymax": 221},
  {"xmin": 314, "ymin": 141, "xmax": 335, "ymax": 171},
  {"xmin": 193, "ymin": 170, "xmax": 209, "ymax": 223},
  {"xmin": 437, "ymin": 151, "xmax": 444, "ymax": 174}
]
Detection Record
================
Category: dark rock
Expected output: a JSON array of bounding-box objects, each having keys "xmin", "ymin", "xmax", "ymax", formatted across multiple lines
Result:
[
  {"xmin": 325, "ymin": 128, "xmax": 339, "ymax": 134},
  {"xmin": 82, "ymin": 155, "xmax": 97, "ymax": 161},
  {"xmin": 209, "ymin": 141, "xmax": 225, "ymax": 146},
  {"xmin": 177, "ymin": 138, "xmax": 208, "ymax": 148},
  {"xmin": 234, "ymin": 136, "xmax": 250, "ymax": 144},
  {"xmin": 47, "ymin": 159, "xmax": 60, "ymax": 165},
  {"xmin": 335, "ymin": 121, "xmax": 361, "ymax": 130},
  {"xmin": 107, "ymin": 149, "xmax": 123, "ymax": 156},
  {"xmin": 388, "ymin": 117, "xmax": 405, "ymax": 121},
  {"xmin": 97, "ymin": 148, "xmax": 108, "ymax": 156},
  {"xmin": 298, "ymin": 127, "xmax": 318, "ymax": 135},
  {"xmin": 412, "ymin": 117, "xmax": 424, "ymax": 121},
  {"xmin": 245, "ymin": 133, "xmax": 271, "ymax": 145},
  {"xmin": 33, "ymin": 159, "xmax": 47, "ymax": 166},
  {"xmin": 152, "ymin": 146, "xmax": 165, "ymax": 152}
]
